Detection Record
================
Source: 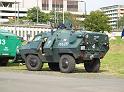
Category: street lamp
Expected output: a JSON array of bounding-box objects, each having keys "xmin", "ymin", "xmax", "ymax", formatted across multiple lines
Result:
[
  {"xmin": 15, "ymin": 1, "xmax": 17, "ymax": 31},
  {"xmin": 62, "ymin": 0, "xmax": 65, "ymax": 24},
  {"xmin": 17, "ymin": 2, "xmax": 19, "ymax": 24},
  {"xmin": 55, "ymin": 0, "xmax": 57, "ymax": 25},
  {"xmin": 62, "ymin": 8, "xmax": 64, "ymax": 24},
  {"xmin": 37, "ymin": 0, "xmax": 39, "ymax": 24}
]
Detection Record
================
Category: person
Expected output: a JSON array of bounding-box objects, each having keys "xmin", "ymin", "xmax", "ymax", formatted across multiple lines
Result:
[
  {"xmin": 121, "ymin": 28, "xmax": 124, "ymax": 39},
  {"xmin": 58, "ymin": 23, "xmax": 66, "ymax": 29}
]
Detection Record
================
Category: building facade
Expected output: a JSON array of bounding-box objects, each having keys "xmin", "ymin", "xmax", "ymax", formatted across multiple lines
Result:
[
  {"xmin": 0, "ymin": 0, "xmax": 85, "ymax": 23},
  {"xmin": 100, "ymin": 5, "xmax": 124, "ymax": 30},
  {"xmin": 0, "ymin": 0, "xmax": 27, "ymax": 23},
  {"xmin": 41, "ymin": 0, "xmax": 84, "ymax": 15},
  {"xmin": 23, "ymin": 0, "xmax": 85, "ymax": 15}
]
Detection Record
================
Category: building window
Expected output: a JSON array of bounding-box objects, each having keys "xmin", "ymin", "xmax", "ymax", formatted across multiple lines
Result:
[
  {"xmin": 67, "ymin": 1, "xmax": 78, "ymax": 12},
  {"xmin": 42, "ymin": 0, "xmax": 49, "ymax": 10},
  {"xmin": 52, "ymin": 0, "xmax": 63, "ymax": 11}
]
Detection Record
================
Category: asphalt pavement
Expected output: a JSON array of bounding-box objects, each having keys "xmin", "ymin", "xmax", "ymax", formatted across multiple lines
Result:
[{"xmin": 0, "ymin": 72, "xmax": 124, "ymax": 92}]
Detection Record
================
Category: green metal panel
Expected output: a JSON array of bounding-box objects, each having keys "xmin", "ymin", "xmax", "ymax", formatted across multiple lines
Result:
[{"xmin": 0, "ymin": 29, "xmax": 22, "ymax": 57}]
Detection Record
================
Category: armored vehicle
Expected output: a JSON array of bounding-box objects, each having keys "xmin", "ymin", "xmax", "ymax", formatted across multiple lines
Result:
[
  {"xmin": 0, "ymin": 29, "xmax": 22, "ymax": 66},
  {"xmin": 19, "ymin": 27, "xmax": 109, "ymax": 73}
]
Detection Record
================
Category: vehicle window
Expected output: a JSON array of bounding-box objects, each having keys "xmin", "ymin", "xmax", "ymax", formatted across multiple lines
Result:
[{"xmin": 33, "ymin": 36, "xmax": 41, "ymax": 41}]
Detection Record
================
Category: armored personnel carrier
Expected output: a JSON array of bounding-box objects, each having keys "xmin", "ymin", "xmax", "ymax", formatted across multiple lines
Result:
[{"xmin": 19, "ymin": 26, "xmax": 109, "ymax": 73}]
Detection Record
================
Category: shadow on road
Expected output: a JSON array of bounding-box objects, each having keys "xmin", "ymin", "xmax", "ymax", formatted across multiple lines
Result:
[{"xmin": 2, "ymin": 63, "xmax": 109, "ymax": 74}]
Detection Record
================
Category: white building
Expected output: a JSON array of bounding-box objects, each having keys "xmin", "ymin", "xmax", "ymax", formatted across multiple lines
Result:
[
  {"xmin": 100, "ymin": 5, "xmax": 124, "ymax": 30},
  {"xmin": 0, "ymin": 0, "xmax": 27, "ymax": 23},
  {"xmin": 0, "ymin": 0, "xmax": 86, "ymax": 40},
  {"xmin": 22, "ymin": 0, "xmax": 86, "ymax": 15},
  {"xmin": 0, "ymin": 0, "xmax": 86, "ymax": 23}
]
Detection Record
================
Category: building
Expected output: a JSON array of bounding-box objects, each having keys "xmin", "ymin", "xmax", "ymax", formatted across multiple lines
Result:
[
  {"xmin": 23, "ymin": 0, "xmax": 86, "ymax": 15},
  {"xmin": 42, "ymin": 0, "xmax": 85, "ymax": 15},
  {"xmin": 0, "ymin": 0, "xmax": 86, "ymax": 40},
  {"xmin": 0, "ymin": 0, "xmax": 86, "ymax": 23},
  {"xmin": 0, "ymin": 0, "xmax": 27, "ymax": 23},
  {"xmin": 100, "ymin": 5, "xmax": 124, "ymax": 30}
]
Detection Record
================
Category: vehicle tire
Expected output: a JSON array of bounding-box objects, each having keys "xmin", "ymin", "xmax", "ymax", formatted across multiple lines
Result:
[
  {"xmin": 59, "ymin": 55, "xmax": 75, "ymax": 73},
  {"xmin": 25, "ymin": 55, "xmax": 43, "ymax": 71},
  {"xmin": 48, "ymin": 63, "xmax": 60, "ymax": 71},
  {"xmin": 0, "ymin": 58, "xmax": 9, "ymax": 66},
  {"xmin": 84, "ymin": 58, "xmax": 100, "ymax": 73}
]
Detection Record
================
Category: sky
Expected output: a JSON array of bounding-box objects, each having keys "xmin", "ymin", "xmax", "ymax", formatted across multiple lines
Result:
[{"xmin": 83, "ymin": 0, "xmax": 124, "ymax": 13}]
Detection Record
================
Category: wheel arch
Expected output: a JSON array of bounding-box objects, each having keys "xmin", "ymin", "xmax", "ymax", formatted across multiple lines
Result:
[
  {"xmin": 59, "ymin": 53, "xmax": 75, "ymax": 59},
  {"xmin": 21, "ymin": 53, "xmax": 38, "ymax": 61}
]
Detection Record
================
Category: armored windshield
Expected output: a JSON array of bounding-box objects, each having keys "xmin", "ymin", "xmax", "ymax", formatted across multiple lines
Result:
[{"xmin": 33, "ymin": 36, "xmax": 42, "ymax": 41}]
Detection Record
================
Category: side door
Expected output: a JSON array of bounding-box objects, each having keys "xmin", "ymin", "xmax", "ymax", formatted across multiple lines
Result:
[
  {"xmin": 44, "ymin": 36, "xmax": 56, "ymax": 56},
  {"xmin": 29, "ymin": 35, "xmax": 43, "ymax": 50}
]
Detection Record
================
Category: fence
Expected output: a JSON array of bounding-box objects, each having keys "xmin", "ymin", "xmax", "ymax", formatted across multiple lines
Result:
[
  {"xmin": 0, "ymin": 25, "xmax": 51, "ymax": 41},
  {"xmin": 0, "ymin": 25, "xmax": 122, "ymax": 41}
]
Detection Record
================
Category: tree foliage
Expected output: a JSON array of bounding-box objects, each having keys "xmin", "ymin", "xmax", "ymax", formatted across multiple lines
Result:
[
  {"xmin": 49, "ymin": 11, "xmax": 80, "ymax": 28},
  {"xmin": 83, "ymin": 10, "xmax": 111, "ymax": 32},
  {"xmin": 27, "ymin": 7, "xmax": 50, "ymax": 23},
  {"xmin": 118, "ymin": 15, "xmax": 124, "ymax": 29},
  {"xmin": 26, "ymin": 7, "xmax": 81, "ymax": 28}
]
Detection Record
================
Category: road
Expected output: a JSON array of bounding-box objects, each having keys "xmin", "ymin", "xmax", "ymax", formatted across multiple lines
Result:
[{"xmin": 0, "ymin": 72, "xmax": 124, "ymax": 92}]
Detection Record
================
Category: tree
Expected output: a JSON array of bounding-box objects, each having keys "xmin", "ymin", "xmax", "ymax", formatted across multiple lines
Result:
[
  {"xmin": 118, "ymin": 15, "xmax": 124, "ymax": 29},
  {"xmin": 64, "ymin": 13, "xmax": 81, "ymax": 29},
  {"xmin": 27, "ymin": 7, "xmax": 82, "ymax": 28},
  {"xmin": 27, "ymin": 7, "xmax": 50, "ymax": 23},
  {"xmin": 83, "ymin": 10, "xmax": 111, "ymax": 33},
  {"xmin": 49, "ymin": 11, "xmax": 81, "ymax": 28}
]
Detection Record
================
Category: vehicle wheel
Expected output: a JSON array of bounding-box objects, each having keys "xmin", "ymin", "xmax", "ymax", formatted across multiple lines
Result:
[
  {"xmin": 48, "ymin": 63, "xmax": 60, "ymax": 71},
  {"xmin": 59, "ymin": 55, "xmax": 75, "ymax": 73},
  {"xmin": 84, "ymin": 58, "xmax": 100, "ymax": 73},
  {"xmin": 25, "ymin": 55, "xmax": 43, "ymax": 71},
  {"xmin": 0, "ymin": 58, "xmax": 9, "ymax": 66}
]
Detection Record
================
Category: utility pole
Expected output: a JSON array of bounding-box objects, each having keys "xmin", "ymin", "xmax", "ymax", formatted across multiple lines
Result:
[
  {"xmin": 62, "ymin": 0, "xmax": 64, "ymax": 24},
  {"xmin": 15, "ymin": 1, "xmax": 17, "ymax": 31},
  {"xmin": 17, "ymin": 2, "xmax": 19, "ymax": 24},
  {"xmin": 37, "ymin": 0, "xmax": 39, "ymax": 24},
  {"xmin": 54, "ymin": 0, "xmax": 57, "ymax": 26}
]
